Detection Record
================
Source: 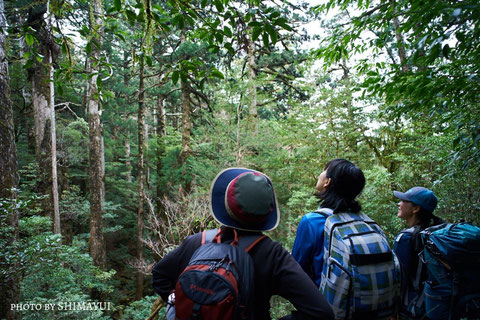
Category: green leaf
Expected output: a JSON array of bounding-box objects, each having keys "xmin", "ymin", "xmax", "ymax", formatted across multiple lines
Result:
[
  {"xmin": 25, "ymin": 33, "xmax": 34, "ymax": 46},
  {"xmin": 23, "ymin": 59, "xmax": 34, "ymax": 69},
  {"xmin": 223, "ymin": 26, "xmax": 232, "ymax": 37},
  {"xmin": 213, "ymin": 0, "xmax": 223, "ymax": 12},
  {"xmin": 262, "ymin": 32, "xmax": 269, "ymax": 47},
  {"xmin": 86, "ymin": 41, "xmax": 92, "ymax": 55},
  {"xmin": 210, "ymin": 69, "xmax": 224, "ymax": 79},
  {"xmin": 125, "ymin": 10, "xmax": 137, "ymax": 24},
  {"xmin": 273, "ymin": 18, "xmax": 293, "ymax": 31},
  {"xmin": 252, "ymin": 26, "xmax": 262, "ymax": 41},
  {"xmin": 23, "ymin": 52, "xmax": 31, "ymax": 59},
  {"xmin": 248, "ymin": 21, "xmax": 262, "ymax": 27},
  {"xmin": 265, "ymin": 23, "xmax": 277, "ymax": 44},
  {"xmin": 224, "ymin": 42, "xmax": 235, "ymax": 55},
  {"xmin": 114, "ymin": 0, "xmax": 121, "ymax": 12},
  {"xmin": 172, "ymin": 71, "xmax": 179, "ymax": 85},
  {"xmin": 214, "ymin": 31, "xmax": 224, "ymax": 43},
  {"xmin": 180, "ymin": 71, "xmax": 188, "ymax": 83},
  {"xmin": 57, "ymin": 84, "xmax": 64, "ymax": 96},
  {"xmin": 442, "ymin": 44, "xmax": 450, "ymax": 58},
  {"xmin": 146, "ymin": 56, "xmax": 153, "ymax": 67}
]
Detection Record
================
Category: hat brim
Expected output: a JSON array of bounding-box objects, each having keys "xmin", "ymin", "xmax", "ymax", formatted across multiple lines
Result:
[
  {"xmin": 210, "ymin": 168, "xmax": 280, "ymax": 232},
  {"xmin": 393, "ymin": 190, "xmax": 410, "ymax": 201}
]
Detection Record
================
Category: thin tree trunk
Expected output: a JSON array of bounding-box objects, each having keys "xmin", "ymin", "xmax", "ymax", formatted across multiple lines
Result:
[
  {"xmin": 247, "ymin": 32, "xmax": 257, "ymax": 133},
  {"xmin": 136, "ymin": 54, "xmax": 146, "ymax": 300},
  {"xmin": 156, "ymin": 90, "xmax": 167, "ymax": 240},
  {"xmin": 125, "ymin": 139, "xmax": 132, "ymax": 182},
  {"xmin": 88, "ymin": 0, "xmax": 106, "ymax": 270},
  {"xmin": 47, "ymin": 0, "xmax": 60, "ymax": 235},
  {"xmin": 0, "ymin": 1, "xmax": 20, "ymax": 316},
  {"xmin": 179, "ymin": 31, "xmax": 192, "ymax": 169},
  {"xmin": 392, "ymin": 2, "xmax": 409, "ymax": 73},
  {"xmin": 123, "ymin": 50, "xmax": 132, "ymax": 183}
]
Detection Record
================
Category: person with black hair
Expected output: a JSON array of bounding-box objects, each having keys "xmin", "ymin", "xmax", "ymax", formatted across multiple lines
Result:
[
  {"xmin": 292, "ymin": 159, "xmax": 400, "ymax": 319},
  {"xmin": 393, "ymin": 187, "xmax": 444, "ymax": 319},
  {"xmin": 291, "ymin": 158, "xmax": 366, "ymax": 287}
]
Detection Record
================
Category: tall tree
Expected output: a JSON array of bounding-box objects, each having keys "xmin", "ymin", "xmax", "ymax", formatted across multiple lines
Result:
[
  {"xmin": 46, "ymin": 0, "xmax": 61, "ymax": 235},
  {"xmin": 136, "ymin": 52, "xmax": 146, "ymax": 299},
  {"xmin": 26, "ymin": 0, "xmax": 60, "ymax": 233},
  {"xmin": 179, "ymin": 30, "xmax": 192, "ymax": 170},
  {"xmin": 0, "ymin": 1, "xmax": 20, "ymax": 317},
  {"xmin": 88, "ymin": 0, "xmax": 106, "ymax": 270}
]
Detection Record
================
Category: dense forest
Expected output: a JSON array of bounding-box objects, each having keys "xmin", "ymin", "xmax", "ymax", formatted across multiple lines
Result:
[{"xmin": 1, "ymin": 0, "xmax": 479, "ymax": 319}]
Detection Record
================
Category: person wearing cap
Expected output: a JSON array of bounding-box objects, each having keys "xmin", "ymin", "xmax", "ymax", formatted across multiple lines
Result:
[
  {"xmin": 152, "ymin": 168, "xmax": 334, "ymax": 320},
  {"xmin": 392, "ymin": 187, "xmax": 444, "ymax": 319}
]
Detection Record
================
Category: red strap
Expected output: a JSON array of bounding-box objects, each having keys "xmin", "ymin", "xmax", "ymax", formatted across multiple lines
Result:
[
  {"xmin": 244, "ymin": 235, "xmax": 267, "ymax": 252},
  {"xmin": 201, "ymin": 230, "xmax": 207, "ymax": 245}
]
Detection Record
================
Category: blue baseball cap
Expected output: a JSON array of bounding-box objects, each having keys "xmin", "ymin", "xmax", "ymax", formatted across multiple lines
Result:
[{"xmin": 393, "ymin": 187, "xmax": 437, "ymax": 213}]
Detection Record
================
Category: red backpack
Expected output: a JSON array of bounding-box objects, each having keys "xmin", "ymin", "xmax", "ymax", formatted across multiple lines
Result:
[{"xmin": 173, "ymin": 228, "xmax": 266, "ymax": 320}]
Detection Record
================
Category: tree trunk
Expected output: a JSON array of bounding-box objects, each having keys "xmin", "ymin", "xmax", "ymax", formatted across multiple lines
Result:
[
  {"xmin": 123, "ymin": 50, "xmax": 132, "ymax": 183},
  {"xmin": 136, "ymin": 54, "xmax": 146, "ymax": 300},
  {"xmin": 88, "ymin": 0, "xmax": 106, "ymax": 270},
  {"xmin": 125, "ymin": 139, "xmax": 132, "ymax": 183},
  {"xmin": 392, "ymin": 2, "xmax": 409, "ymax": 73},
  {"xmin": 156, "ymin": 90, "xmax": 167, "ymax": 240},
  {"xmin": 179, "ymin": 31, "xmax": 192, "ymax": 169},
  {"xmin": 47, "ymin": 0, "xmax": 60, "ymax": 235},
  {"xmin": 28, "ymin": 2, "xmax": 61, "ymax": 234},
  {"xmin": 30, "ymin": 29, "xmax": 54, "ymax": 223},
  {"xmin": 247, "ymin": 31, "xmax": 258, "ymax": 133},
  {"xmin": 0, "ymin": 1, "xmax": 20, "ymax": 316}
]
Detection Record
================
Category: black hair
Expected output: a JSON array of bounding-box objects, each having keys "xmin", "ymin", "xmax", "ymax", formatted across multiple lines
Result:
[
  {"xmin": 317, "ymin": 158, "xmax": 365, "ymax": 213},
  {"xmin": 417, "ymin": 207, "xmax": 444, "ymax": 228}
]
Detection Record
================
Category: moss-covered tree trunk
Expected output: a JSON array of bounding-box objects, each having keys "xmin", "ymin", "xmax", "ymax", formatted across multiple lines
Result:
[
  {"xmin": 88, "ymin": 0, "xmax": 106, "ymax": 271},
  {"xmin": 28, "ymin": 4, "xmax": 60, "ymax": 232},
  {"xmin": 0, "ymin": 1, "xmax": 19, "ymax": 317}
]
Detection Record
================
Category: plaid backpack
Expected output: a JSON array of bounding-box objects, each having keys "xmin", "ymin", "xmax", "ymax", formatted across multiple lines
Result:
[
  {"xmin": 173, "ymin": 228, "xmax": 266, "ymax": 320},
  {"xmin": 319, "ymin": 209, "xmax": 401, "ymax": 319}
]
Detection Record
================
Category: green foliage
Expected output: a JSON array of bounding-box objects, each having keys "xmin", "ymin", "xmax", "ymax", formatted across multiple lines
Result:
[
  {"xmin": 1, "ymin": 195, "xmax": 115, "ymax": 320},
  {"xmin": 314, "ymin": 0, "xmax": 480, "ymax": 168},
  {"xmin": 121, "ymin": 295, "xmax": 161, "ymax": 320}
]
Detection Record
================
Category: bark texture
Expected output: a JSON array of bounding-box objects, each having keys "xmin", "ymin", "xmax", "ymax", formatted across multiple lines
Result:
[
  {"xmin": 0, "ymin": 0, "xmax": 20, "ymax": 317},
  {"xmin": 88, "ymin": 0, "xmax": 106, "ymax": 270},
  {"xmin": 136, "ymin": 55, "xmax": 145, "ymax": 299}
]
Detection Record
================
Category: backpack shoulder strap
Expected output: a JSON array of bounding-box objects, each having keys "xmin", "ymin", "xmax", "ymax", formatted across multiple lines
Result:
[
  {"xmin": 201, "ymin": 229, "xmax": 220, "ymax": 245},
  {"xmin": 238, "ymin": 233, "xmax": 268, "ymax": 253},
  {"xmin": 313, "ymin": 208, "xmax": 333, "ymax": 218}
]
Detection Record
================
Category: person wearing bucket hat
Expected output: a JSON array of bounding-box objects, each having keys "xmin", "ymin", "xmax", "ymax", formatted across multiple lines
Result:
[
  {"xmin": 152, "ymin": 168, "xmax": 334, "ymax": 320},
  {"xmin": 393, "ymin": 186, "xmax": 444, "ymax": 319}
]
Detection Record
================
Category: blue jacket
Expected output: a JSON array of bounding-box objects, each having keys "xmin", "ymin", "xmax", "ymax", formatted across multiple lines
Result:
[{"xmin": 291, "ymin": 209, "xmax": 331, "ymax": 287}]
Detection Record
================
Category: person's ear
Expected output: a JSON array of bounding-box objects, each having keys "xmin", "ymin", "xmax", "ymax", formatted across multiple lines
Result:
[
  {"xmin": 324, "ymin": 178, "xmax": 331, "ymax": 189},
  {"xmin": 412, "ymin": 205, "xmax": 421, "ymax": 215}
]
